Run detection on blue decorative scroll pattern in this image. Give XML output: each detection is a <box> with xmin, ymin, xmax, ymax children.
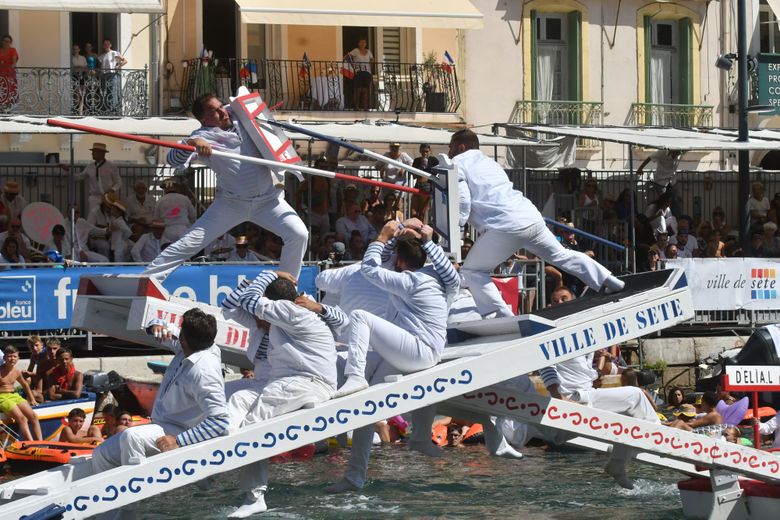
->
<box><xmin>65</xmin><ymin>369</ymin><xmax>473</xmax><ymax>514</ymax></box>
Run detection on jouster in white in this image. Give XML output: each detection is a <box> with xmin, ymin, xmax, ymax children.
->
<box><xmin>143</xmin><ymin>94</ymin><xmax>308</xmax><ymax>283</ymax></box>
<box><xmin>449</xmin><ymin>129</ymin><xmax>624</xmax><ymax>318</ymax></box>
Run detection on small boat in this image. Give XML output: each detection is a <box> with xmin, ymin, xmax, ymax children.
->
<box><xmin>678</xmin><ymin>475</ymin><xmax>780</xmax><ymax>519</ymax></box>
<box><xmin>5</xmin><ymin>440</ymin><xmax>97</xmax><ymax>466</ymax></box>
<box><xmin>147</xmin><ymin>361</ymin><xmax>169</xmax><ymax>374</ymax></box>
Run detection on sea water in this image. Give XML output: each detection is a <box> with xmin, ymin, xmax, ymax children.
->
<box><xmin>86</xmin><ymin>444</ymin><xmax>687</xmax><ymax>519</ymax></box>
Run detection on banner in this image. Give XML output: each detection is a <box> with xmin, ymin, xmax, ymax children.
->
<box><xmin>0</xmin><ymin>264</ymin><xmax>318</xmax><ymax>331</ymax></box>
<box><xmin>667</xmin><ymin>258</ymin><xmax>780</xmax><ymax>311</ymax></box>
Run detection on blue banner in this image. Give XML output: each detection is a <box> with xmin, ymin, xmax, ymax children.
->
<box><xmin>0</xmin><ymin>264</ymin><xmax>319</xmax><ymax>331</ymax></box>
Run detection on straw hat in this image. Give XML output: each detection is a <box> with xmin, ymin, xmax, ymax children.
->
<box><xmin>673</xmin><ymin>404</ymin><xmax>697</xmax><ymax>418</ymax></box>
<box><xmin>90</xmin><ymin>142</ymin><xmax>109</xmax><ymax>153</ymax></box>
<box><xmin>149</xmin><ymin>219</ymin><xmax>165</xmax><ymax>229</ymax></box>
<box><xmin>3</xmin><ymin>181</ymin><xmax>19</xmax><ymax>194</ymax></box>
<box><xmin>236</xmin><ymin>236</ymin><xmax>249</xmax><ymax>246</ymax></box>
<box><xmin>111</xmin><ymin>200</ymin><xmax>127</xmax><ymax>213</ymax></box>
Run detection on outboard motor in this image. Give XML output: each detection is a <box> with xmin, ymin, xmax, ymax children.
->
<box><xmin>83</xmin><ymin>370</ymin><xmax>125</xmax><ymax>394</ymax></box>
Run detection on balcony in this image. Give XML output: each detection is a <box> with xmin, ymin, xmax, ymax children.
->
<box><xmin>179</xmin><ymin>58</ymin><xmax>461</xmax><ymax>114</ymax></box>
<box><xmin>509</xmin><ymin>100</ymin><xmax>604</xmax><ymax>126</ymax></box>
<box><xmin>0</xmin><ymin>67</ymin><xmax>148</xmax><ymax>117</ymax></box>
<box><xmin>628</xmin><ymin>102</ymin><xmax>713</xmax><ymax>127</ymax></box>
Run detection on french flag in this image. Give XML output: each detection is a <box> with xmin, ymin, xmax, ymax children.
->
<box><xmin>441</xmin><ymin>50</ymin><xmax>455</xmax><ymax>73</ymax></box>
<box><xmin>340</xmin><ymin>53</ymin><xmax>355</xmax><ymax>79</ymax></box>
<box><xmin>298</xmin><ymin>52</ymin><xmax>310</xmax><ymax>79</ymax></box>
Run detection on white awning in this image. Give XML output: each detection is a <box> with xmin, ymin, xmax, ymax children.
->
<box><xmin>3</xmin><ymin>0</ymin><xmax>163</xmax><ymax>12</ymax></box>
<box><xmin>6</xmin><ymin>116</ymin><xmax>543</xmax><ymax>147</ymax></box>
<box><xmin>517</xmin><ymin>125</ymin><xmax>780</xmax><ymax>151</ymax></box>
<box><xmin>236</xmin><ymin>0</ymin><xmax>483</xmax><ymax>29</ymax></box>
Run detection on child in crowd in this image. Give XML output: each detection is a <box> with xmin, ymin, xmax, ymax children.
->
<box><xmin>59</xmin><ymin>408</ymin><xmax>103</xmax><ymax>444</ymax></box>
<box><xmin>0</xmin><ymin>345</ymin><xmax>41</xmax><ymax>441</ymax></box>
<box><xmin>99</xmin><ymin>404</ymin><xmax>118</xmax><ymax>438</ymax></box>
<box><xmin>31</xmin><ymin>338</ymin><xmax>61</xmax><ymax>402</ymax></box>
<box><xmin>23</xmin><ymin>334</ymin><xmax>46</xmax><ymax>378</ymax></box>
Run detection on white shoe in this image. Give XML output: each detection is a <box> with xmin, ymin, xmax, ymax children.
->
<box><xmin>228</xmin><ymin>494</ymin><xmax>267</xmax><ymax>518</ymax></box>
<box><xmin>494</xmin><ymin>444</ymin><xmax>524</xmax><ymax>459</ymax></box>
<box><xmin>603</xmin><ymin>276</ymin><xmax>626</xmax><ymax>294</ymax></box>
<box><xmin>334</xmin><ymin>375</ymin><xmax>369</xmax><ymax>398</ymax></box>
<box><xmin>323</xmin><ymin>478</ymin><xmax>361</xmax><ymax>494</ymax></box>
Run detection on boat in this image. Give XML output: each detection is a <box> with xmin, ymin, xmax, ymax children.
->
<box><xmin>5</xmin><ymin>441</ymin><xmax>97</xmax><ymax>467</ymax></box>
<box><xmin>679</xmin><ymin>466</ymin><xmax>780</xmax><ymax>520</ymax></box>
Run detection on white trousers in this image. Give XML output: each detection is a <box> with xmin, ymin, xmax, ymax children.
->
<box><xmin>91</xmin><ymin>424</ymin><xmax>178</xmax><ymax>474</ymax></box>
<box><xmin>581</xmin><ymin>386</ymin><xmax>660</xmax><ymax>424</ymax></box>
<box><xmin>228</xmin><ymin>375</ymin><xmax>333</xmax><ymax>497</ymax></box>
<box><xmin>344</xmin><ymin>310</ymin><xmax>440</xmax><ymax>378</ymax></box>
<box><xmin>342</xmin><ymin>360</ymin><xmax>399</xmax><ymax>488</ymax></box>
<box><xmin>462</xmin><ymin>221</ymin><xmax>613</xmax><ymax>317</ymax></box>
<box><xmin>143</xmin><ymin>193</ymin><xmax>308</xmax><ymax>282</ymax></box>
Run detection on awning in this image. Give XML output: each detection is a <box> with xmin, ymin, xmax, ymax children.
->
<box><xmin>515</xmin><ymin>125</ymin><xmax>780</xmax><ymax>152</ymax></box>
<box><xmin>3</xmin><ymin>0</ymin><xmax>164</xmax><ymax>12</ymax></box>
<box><xmin>236</xmin><ymin>0</ymin><xmax>484</xmax><ymax>29</ymax></box>
<box><xmin>6</xmin><ymin>116</ymin><xmax>543</xmax><ymax>147</ymax></box>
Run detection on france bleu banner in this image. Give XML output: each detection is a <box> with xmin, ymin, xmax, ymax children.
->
<box><xmin>0</xmin><ymin>264</ymin><xmax>319</xmax><ymax>331</ymax></box>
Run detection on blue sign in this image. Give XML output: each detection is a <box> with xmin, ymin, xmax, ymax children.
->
<box><xmin>0</xmin><ymin>264</ymin><xmax>319</xmax><ymax>331</ymax></box>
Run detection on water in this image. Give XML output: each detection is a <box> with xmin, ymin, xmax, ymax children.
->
<box><xmin>74</xmin><ymin>444</ymin><xmax>687</xmax><ymax>519</ymax></box>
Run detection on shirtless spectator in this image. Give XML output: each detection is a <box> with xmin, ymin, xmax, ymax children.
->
<box><xmin>666</xmin><ymin>391</ymin><xmax>723</xmax><ymax>433</ymax></box>
<box><xmin>59</xmin><ymin>407</ymin><xmax>103</xmax><ymax>444</ymax></box>
<box><xmin>0</xmin><ymin>346</ymin><xmax>41</xmax><ymax>441</ymax></box>
<box><xmin>45</xmin><ymin>348</ymin><xmax>84</xmax><ymax>401</ymax></box>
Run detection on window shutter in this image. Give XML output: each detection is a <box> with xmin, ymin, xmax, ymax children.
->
<box><xmin>567</xmin><ymin>10</ymin><xmax>582</xmax><ymax>103</ymax></box>
<box><xmin>531</xmin><ymin>10</ymin><xmax>538</xmax><ymax>101</ymax></box>
<box><xmin>678</xmin><ymin>17</ymin><xmax>693</xmax><ymax>105</ymax></box>
<box><xmin>644</xmin><ymin>16</ymin><xmax>653</xmax><ymax>105</ymax></box>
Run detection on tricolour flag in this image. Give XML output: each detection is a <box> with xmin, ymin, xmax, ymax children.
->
<box><xmin>340</xmin><ymin>53</ymin><xmax>355</xmax><ymax>80</ymax></box>
<box><xmin>441</xmin><ymin>50</ymin><xmax>455</xmax><ymax>73</ymax></box>
<box><xmin>298</xmin><ymin>52</ymin><xmax>310</xmax><ymax>79</ymax></box>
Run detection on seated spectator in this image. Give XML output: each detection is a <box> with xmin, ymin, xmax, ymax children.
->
<box><xmin>205</xmin><ymin>232</ymin><xmax>236</xmax><ymax>262</ymax></box>
<box><xmin>722</xmin><ymin>426</ymin><xmax>750</xmax><ymax>446</ymax></box>
<box><xmin>317</xmin><ymin>233</ymin><xmax>337</xmax><ymax>262</ymax></box>
<box><xmin>649</xmin><ymin>232</ymin><xmax>670</xmax><ymax>260</ymax></box>
<box><xmin>228</xmin><ymin>236</ymin><xmax>261</xmax><ymax>262</ymax></box>
<box><xmin>461</xmin><ymin>237</ymin><xmax>474</xmax><ymax>259</ymax></box>
<box><xmin>0</xmin><ymin>345</ymin><xmax>41</xmax><ymax>441</ymax></box>
<box><xmin>338</xmin><ymin>184</ymin><xmax>360</xmax><ymax>217</ymax></box>
<box><xmin>711</xmin><ymin>206</ymin><xmax>731</xmax><ymax>237</ymax></box>
<box><xmin>257</xmin><ymin>233</ymin><xmax>283</xmax><ymax>262</ymax></box>
<box><xmin>131</xmin><ymin>219</ymin><xmax>165</xmax><ymax>263</ymax></box>
<box><xmin>749</xmin><ymin>231</ymin><xmax>764</xmax><ymax>257</ymax></box>
<box><xmin>59</xmin><ymin>407</ymin><xmax>103</xmax><ymax>444</ymax></box>
<box><xmin>670</xmin><ymin>217</ymin><xmax>696</xmax><ymax>258</ymax></box>
<box><xmin>44</xmin><ymin>224</ymin><xmax>72</xmax><ymax>260</ymax></box>
<box><xmin>666</xmin><ymin>391</ymin><xmax>723</xmax><ymax>433</ymax></box>
<box><xmin>336</xmin><ymin>202</ymin><xmax>376</xmax><ymax>243</ymax></box>
<box><xmin>126</xmin><ymin>181</ymin><xmax>156</xmax><ymax>238</ymax></box>
<box><xmin>154</xmin><ymin>179</ymin><xmax>196</xmax><ymax>243</ymax></box>
<box><xmin>0</xmin><ymin>217</ymin><xmax>32</xmax><ymax>258</ymax></box>
<box><xmin>86</xmin><ymin>194</ymin><xmax>114</xmax><ymax>258</ymax></box>
<box><xmin>45</xmin><ymin>348</ymin><xmax>84</xmax><ymax>401</ymax></box>
<box><xmin>0</xmin><ymin>236</ymin><xmax>26</xmax><ymax>267</ymax></box>
<box><xmin>578</xmin><ymin>178</ymin><xmax>600</xmax><ymax>208</ymax></box>
<box><xmin>703</xmin><ymin>231</ymin><xmax>726</xmax><ymax>258</ymax></box>
<box><xmin>99</xmin><ymin>404</ymin><xmax>119</xmax><ymax>438</ymax></box>
<box><xmin>760</xmin><ymin>221</ymin><xmax>780</xmax><ymax>258</ymax></box>
<box><xmin>382</xmin><ymin>193</ymin><xmax>403</xmax><ymax>221</ymax></box>
<box><xmin>645</xmin><ymin>248</ymin><xmax>660</xmax><ymax>272</ymax></box>
<box><xmin>1</xmin><ymin>181</ymin><xmax>27</xmax><ymax>219</ymax></box>
<box><xmin>366</xmin><ymin>203</ymin><xmax>387</xmax><ymax>236</ymax></box>
<box><xmin>665</xmin><ymin>403</ymin><xmax>697</xmax><ymax>428</ymax></box>
<box><xmin>665</xmin><ymin>244</ymin><xmax>678</xmax><ymax>260</ymax></box>
<box><xmin>360</xmin><ymin>185</ymin><xmax>382</xmax><ymax>214</ymax></box>
<box><xmin>23</xmin><ymin>335</ymin><xmax>46</xmax><ymax>379</ymax></box>
<box><xmin>31</xmin><ymin>338</ymin><xmax>61</xmax><ymax>402</ymax></box>
<box><xmin>613</xmin><ymin>189</ymin><xmax>633</xmax><ymax>222</ymax></box>
<box><xmin>345</xmin><ymin>230</ymin><xmax>365</xmax><ymax>261</ymax></box>
<box><xmin>748</xmin><ymin>181</ymin><xmax>770</xmax><ymax>225</ymax></box>
<box><xmin>666</xmin><ymin>386</ymin><xmax>685</xmax><ymax>411</ymax></box>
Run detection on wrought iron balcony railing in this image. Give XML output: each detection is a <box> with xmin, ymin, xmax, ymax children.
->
<box><xmin>0</xmin><ymin>66</ymin><xmax>148</xmax><ymax>117</ymax></box>
<box><xmin>180</xmin><ymin>58</ymin><xmax>461</xmax><ymax>113</ymax></box>
<box><xmin>509</xmin><ymin>100</ymin><xmax>604</xmax><ymax>126</ymax></box>
<box><xmin>628</xmin><ymin>102</ymin><xmax>713</xmax><ymax>127</ymax></box>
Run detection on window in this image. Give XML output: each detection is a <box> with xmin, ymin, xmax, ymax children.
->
<box><xmin>760</xmin><ymin>4</ymin><xmax>780</xmax><ymax>54</ymax></box>
<box><xmin>0</xmin><ymin>11</ymin><xmax>7</xmax><ymax>38</ymax></box>
<box><xmin>644</xmin><ymin>16</ymin><xmax>693</xmax><ymax>112</ymax></box>
<box><xmin>654</xmin><ymin>22</ymin><xmax>675</xmax><ymax>47</ymax></box>
<box><xmin>71</xmin><ymin>13</ymin><xmax>119</xmax><ymax>53</ymax></box>
<box><xmin>537</xmin><ymin>15</ymin><xmax>564</xmax><ymax>42</ymax></box>
<box><xmin>534</xmin><ymin>13</ymin><xmax>569</xmax><ymax>102</ymax></box>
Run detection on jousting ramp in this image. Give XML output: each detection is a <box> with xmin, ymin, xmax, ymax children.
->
<box><xmin>0</xmin><ymin>268</ymin><xmax>733</xmax><ymax>520</ymax></box>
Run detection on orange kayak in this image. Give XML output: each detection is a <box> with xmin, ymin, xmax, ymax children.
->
<box><xmin>5</xmin><ymin>440</ymin><xmax>97</xmax><ymax>465</ymax></box>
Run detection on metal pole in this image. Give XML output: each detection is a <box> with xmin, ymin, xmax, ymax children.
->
<box><xmin>307</xmin><ymin>139</ymin><xmax>313</xmax><ymax>262</ymax></box>
<box><xmin>737</xmin><ymin>0</ymin><xmax>750</xmax><ymax>250</ymax></box>
<box><xmin>629</xmin><ymin>146</ymin><xmax>636</xmax><ymax>273</ymax></box>
<box><xmin>69</xmin><ymin>134</ymin><xmax>76</xmax><ymax>261</ymax></box>
<box><xmin>522</xmin><ymin>146</ymin><xmax>527</xmax><ymax>195</ymax></box>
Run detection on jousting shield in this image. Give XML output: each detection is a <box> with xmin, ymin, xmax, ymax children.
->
<box><xmin>229</xmin><ymin>87</ymin><xmax>303</xmax><ymax>184</ymax></box>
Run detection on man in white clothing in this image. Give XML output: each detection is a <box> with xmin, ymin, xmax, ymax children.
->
<box><xmin>449</xmin><ymin>129</ymin><xmax>623</xmax><ymax>318</ymax></box>
<box><xmin>221</xmin><ymin>271</ymin><xmax>338</xmax><ymax>518</ymax></box>
<box><xmin>153</xmin><ymin>180</ymin><xmax>196</xmax><ymax>244</ymax></box>
<box><xmin>91</xmin><ymin>308</ymin><xmax>229</xmax><ymax>473</ymax></box>
<box><xmin>335</xmin><ymin>202</ymin><xmax>376</xmax><ymax>243</ymax></box>
<box><xmin>131</xmin><ymin>219</ymin><xmax>166</xmax><ymax>263</ymax></box>
<box><xmin>73</xmin><ymin>143</ymin><xmax>122</xmax><ymax>212</ymax></box>
<box><xmin>227</xmin><ymin>236</ymin><xmax>261</xmax><ymax>262</ymax></box>
<box><xmin>539</xmin><ymin>286</ymin><xmax>659</xmax><ymax>489</ymax></box>
<box><xmin>1</xmin><ymin>181</ymin><xmax>27</xmax><ymax>219</ymax></box>
<box><xmin>756</xmin><ymin>410</ymin><xmax>780</xmax><ymax>448</ymax></box>
<box><xmin>206</xmin><ymin>232</ymin><xmax>237</xmax><ymax>261</ymax></box>
<box><xmin>85</xmin><ymin>195</ymin><xmax>114</xmax><ymax>258</ymax></box>
<box><xmin>325</xmin><ymin>218</ymin><xmax>460</xmax><ymax>494</ymax></box>
<box><xmin>126</xmin><ymin>181</ymin><xmax>156</xmax><ymax>235</ymax></box>
<box><xmin>143</xmin><ymin>93</ymin><xmax>308</xmax><ymax>282</ymax></box>
<box><xmin>637</xmin><ymin>149</ymin><xmax>683</xmax><ymax>217</ymax></box>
